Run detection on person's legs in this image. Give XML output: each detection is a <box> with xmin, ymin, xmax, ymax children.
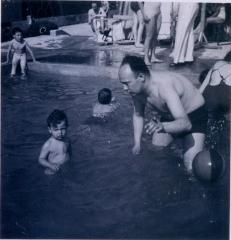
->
<box><xmin>11</xmin><ymin>54</ymin><xmax>20</xmax><ymax>76</ymax></box>
<box><xmin>183</xmin><ymin>133</ymin><xmax>205</xmax><ymax>173</ymax></box>
<box><xmin>20</xmin><ymin>54</ymin><xmax>27</xmax><ymax>76</ymax></box>
<box><xmin>144</xmin><ymin>17</ymin><xmax>155</xmax><ymax>65</ymax></box>
<box><xmin>132</xmin><ymin>12</ymin><xmax>138</xmax><ymax>43</ymax></box>
<box><xmin>172</xmin><ymin>3</ymin><xmax>198</xmax><ymax>64</ymax></box>
<box><xmin>136</xmin><ymin>10</ymin><xmax>144</xmax><ymax>47</ymax></box>
<box><xmin>184</xmin><ymin>6</ymin><xmax>199</xmax><ymax>62</ymax></box>
<box><xmin>150</xmin><ymin>13</ymin><xmax>163</xmax><ymax>63</ymax></box>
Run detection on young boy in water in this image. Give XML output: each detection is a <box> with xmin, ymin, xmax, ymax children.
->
<box><xmin>4</xmin><ymin>27</ymin><xmax>37</xmax><ymax>79</ymax></box>
<box><xmin>93</xmin><ymin>88</ymin><xmax>118</xmax><ymax>118</ymax></box>
<box><xmin>39</xmin><ymin>109</ymin><xmax>71</xmax><ymax>175</ymax></box>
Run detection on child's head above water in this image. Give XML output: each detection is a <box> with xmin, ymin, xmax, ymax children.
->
<box><xmin>47</xmin><ymin>109</ymin><xmax>68</xmax><ymax>140</ymax></box>
<box><xmin>98</xmin><ymin>88</ymin><xmax>112</xmax><ymax>105</ymax></box>
<box><xmin>12</xmin><ymin>27</ymin><xmax>23</xmax><ymax>42</ymax></box>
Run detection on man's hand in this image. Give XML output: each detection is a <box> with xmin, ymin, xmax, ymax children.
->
<box><xmin>145</xmin><ymin>117</ymin><xmax>164</xmax><ymax>135</ymax></box>
<box><xmin>132</xmin><ymin>144</ymin><xmax>141</xmax><ymax>155</ymax></box>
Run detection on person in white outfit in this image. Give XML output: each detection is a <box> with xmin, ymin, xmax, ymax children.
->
<box><xmin>5</xmin><ymin>27</ymin><xmax>37</xmax><ymax>79</ymax></box>
<box><xmin>170</xmin><ymin>3</ymin><xmax>199</xmax><ymax>66</ymax></box>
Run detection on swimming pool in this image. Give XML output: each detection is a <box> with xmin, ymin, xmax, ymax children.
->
<box><xmin>1</xmin><ymin>48</ymin><xmax>230</xmax><ymax>238</ymax></box>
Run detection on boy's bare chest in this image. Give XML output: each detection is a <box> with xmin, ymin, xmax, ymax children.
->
<box><xmin>51</xmin><ymin>141</ymin><xmax>69</xmax><ymax>154</ymax></box>
<box><xmin>13</xmin><ymin>41</ymin><xmax>26</xmax><ymax>50</ymax></box>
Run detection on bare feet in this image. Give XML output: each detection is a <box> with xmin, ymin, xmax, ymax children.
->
<box><xmin>151</xmin><ymin>56</ymin><xmax>163</xmax><ymax>63</ymax></box>
<box><xmin>135</xmin><ymin>43</ymin><xmax>144</xmax><ymax>48</ymax></box>
<box><xmin>21</xmin><ymin>74</ymin><xmax>27</xmax><ymax>80</ymax></box>
<box><xmin>44</xmin><ymin>168</ymin><xmax>56</xmax><ymax>175</ymax></box>
<box><xmin>10</xmin><ymin>74</ymin><xmax>16</xmax><ymax>79</ymax></box>
<box><xmin>144</xmin><ymin>57</ymin><xmax>151</xmax><ymax>66</ymax></box>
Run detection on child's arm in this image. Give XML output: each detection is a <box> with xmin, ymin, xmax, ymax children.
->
<box><xmin>26</xmin><ymin>42</ymin><xmax>37</xmax><ymax>62</ymax></box>
<box><xmin>5</xmin><ymin>42</ymin><xmax>12</xmax><ymax>64</ymax></box>
<box><xmin>38</xmin><ymin>141</ymin><xmax>59</xmax><ymax>171</ymax></box>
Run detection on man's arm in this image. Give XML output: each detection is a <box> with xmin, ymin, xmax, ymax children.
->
<box><xmin>132</xmin><ymin>96</ymin><xmax>145</xmax><ymax>154</ymax></box>
<box><xmin>161</xmin><ymin>86</ymin><xmax>192</xmax><ymax>134</ymax></box>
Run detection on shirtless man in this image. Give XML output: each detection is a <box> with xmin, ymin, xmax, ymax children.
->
<box><xmin>39</xmin><ymin>109</ymin><xmax>71</xmax><ymax>175</ymax></box>
<box><xmin>119</xmin><ymin>55</ymin><xmax>207</xmax><ymax>173</ymax></box>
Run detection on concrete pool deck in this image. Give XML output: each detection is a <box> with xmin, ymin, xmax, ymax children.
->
<box><xmin>1</xmin><ymin>22</ymin><xmax>230</xmax><ymax>60</ymax></box>
<box><xmin>1</xmin><ymin>22</ymin><xmax>231</xmax><ymax>88</ymax></box>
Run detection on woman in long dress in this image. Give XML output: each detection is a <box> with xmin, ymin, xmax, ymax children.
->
<box><xmin>170</xmin><ymin>3</ymin><xmax>199</xmax><ymax>66</ymax></box>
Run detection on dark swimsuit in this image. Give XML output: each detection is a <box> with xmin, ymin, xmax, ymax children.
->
<box><xmin>203</xmin><ymin>63</ymin><xmax>231</xmax><ymax>118</ymax></box>
<box><xmin>158</xmin><ymin>105</ymin><xmax>208</xmax><ymax>135</ymax></box>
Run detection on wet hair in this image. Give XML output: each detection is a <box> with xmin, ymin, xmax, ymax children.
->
<box><xmin>224</xmin><ymin>51</ymin><xmax>231</xmax><ymax>62</ymax></box>
<box><xmin>199</xmin><ymin>68</ymin><xmax>210</xmax><ymax>84</ymax></box>
<box><xmin>12</xmin><ymin>27</ymin><xmax>23</xmax><ymax>36</ymax></box>
<box><xmin>120</xmin><ymin>55</ymin><xmax>150</xmax><ymax>77</ymax></box>
<box><xmin>98</xmin><ymin>88</ymin><xmax>112</xmax><ymax>104</ymax></box>
<box><xmin>47</xmin><ymin>109</ymin><xmax>68</xmax><ymax>128</ymax></box>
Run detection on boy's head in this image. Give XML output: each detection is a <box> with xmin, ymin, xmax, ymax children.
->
<box><xmin>199</xmin><ymin>68</ymin><xmax>210</xmax><ymax>84</ymax></box>
<box><xmin>12</xmin><ymin>27</ymin><xmax>23</xmax><ymax>42</ymax></box>
<box><xmin>47</xmin><ymin>110</ymin><xmax>68</xmax><ymax>140</ymax></box>
<box><xmin>98</xmin><ymin>88</ymin><xmax>112</xmax><ymax>104</ymax></box>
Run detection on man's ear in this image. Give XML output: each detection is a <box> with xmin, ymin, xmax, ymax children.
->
<box><xmin>137</xmin><ymin>72</ymin><xmax>145</xmax><ymax>82</ymax></box>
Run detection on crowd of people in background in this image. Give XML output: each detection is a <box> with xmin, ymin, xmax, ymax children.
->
<box><xmin>88</xmin><ymin>2</ymin><xmax>231</xmax><ymax>66</ymax></box>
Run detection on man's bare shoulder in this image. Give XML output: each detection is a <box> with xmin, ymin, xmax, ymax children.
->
<box><xmin>151</xmin><ymin>70</ymin><xmax>181</xmax><ymax>84</ymax></box>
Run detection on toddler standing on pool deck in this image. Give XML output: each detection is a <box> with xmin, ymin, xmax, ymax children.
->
<box><xmin>4</xmin><ymin>27</ymin><xmax>37</xmax><ymax>79</ymax></box>
<box><xmin>39</xmin><ymin>110</ymin><xmax>71</xmax><ymax>175</ymax></box>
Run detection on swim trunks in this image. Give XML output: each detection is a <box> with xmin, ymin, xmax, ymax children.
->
<box><xmin>130</xmin><ymin>2</ymin><xmax>140</xmax><ymax>13</ymax></box>
<box><xmin>187</xmin><ymin>105</ymin><xmax>208</xmax><ymax>134</ymax></box>
<box><xmin>160</xmin><ymin>105</ymin><xmax>208</xmax><ymax>135</ymax></box>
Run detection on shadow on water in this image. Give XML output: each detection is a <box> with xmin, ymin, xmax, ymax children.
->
<box><xmin>1</xmin><ymin>57</ymin><xmax>230</xmax><ymax>238</ymax></box>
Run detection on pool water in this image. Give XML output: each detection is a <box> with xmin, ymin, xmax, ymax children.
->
<box><xmin>1</xmin><ymin>55</ymin><xmax>230</xmax><ymax>238</ymax></box>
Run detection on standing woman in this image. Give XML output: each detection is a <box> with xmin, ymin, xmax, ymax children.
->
<box><xmin>199</xmin><ymin>51</ymin><xmax>231</xmax><ymax>148</ymax></box>
<box><xmin>170</xmin><ymin>3</ymin><xmax>199</xmax><ymax>66</ymax></box>
<box><xmin>130</xmin><ymin>2</ymin><xmax>144</xmax><ymax>48</ymax></box>
<box><xmin>200</xmin><ymin>51</ymin><xmax>231</xmax><ymax>116</ymax></box>
<box><xmin>140</xmin><ymin>2</ymin><xmax>162</xmax><ymax>65</ymax></box>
